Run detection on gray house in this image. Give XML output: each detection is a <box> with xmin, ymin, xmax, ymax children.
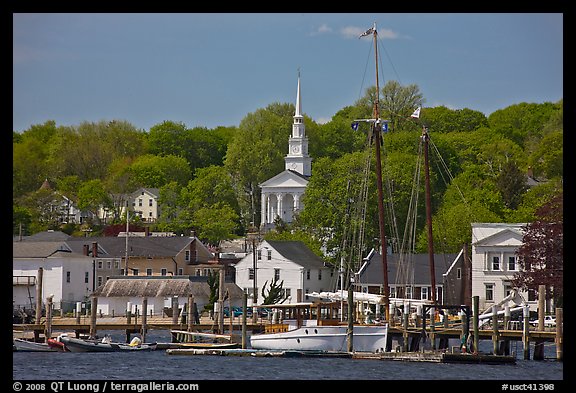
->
<box><xmin>356</xmin><ymin>248</ymin><xmax>467</xmax><ymax>306</ymax></box>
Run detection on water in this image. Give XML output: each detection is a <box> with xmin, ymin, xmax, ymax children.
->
<box><xmin>13</xmin><ymin>330</ymin><xmax>564</xmax><ymax>385</ymax></box>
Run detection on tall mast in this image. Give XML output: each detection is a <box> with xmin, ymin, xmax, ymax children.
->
<box><xmin>370</xmin><ymin>22</ymin><xmax>390</xmax><ymax>321</ymax></box>
<box><xmin>422</xmin><ymin>126</ymin><xmax>437</xmax><ymax>303</ymax></box>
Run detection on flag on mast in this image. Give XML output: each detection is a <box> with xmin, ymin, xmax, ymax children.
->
<box><xmin>411</xmin><ymin>107</ymin><xmax>421</xmax><ymax>119</ymax></box>
<box><xmin>359</xmin><ymin>27</ymin><xmax>375</xmax><ymax>38</ymax></box>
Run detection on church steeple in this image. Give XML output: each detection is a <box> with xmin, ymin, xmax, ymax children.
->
<box><xmin>285</xmin><ymin>70</ymin><xmax>312</xmax><ymax>176</ymax></box>
<box><xmin>294</xmin><ymin>69</ymin><xmax>302</xmax><ymax>119</ymax></box>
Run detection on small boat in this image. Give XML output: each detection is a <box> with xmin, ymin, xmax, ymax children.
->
<box><xmin>59</xmin><ymin>335</ymin><xmax>157</xmax><ymax>352</ymax></box>
<box><xmin>167</xmin><ymin>329</ymin><xmax>240</xmax><ymax>349</ymax></box>
<box><xmin>13</xmin><ymin>338</ymin><xmax>59</xmax><ymax>352</ymax></box>
<box><xmin>158</xmin><ymin>342</ymin><xmax>241</xmax><ymax>350</ymax></box>
<box><xmin>249</xmin><ymin>302</ymin><xmax>388</xmax><ymax>353</ymax></box>
<box><xmin>47</xmin><ymin>337</ymin><xmax>69</xmax><ymax>352</ymax></box>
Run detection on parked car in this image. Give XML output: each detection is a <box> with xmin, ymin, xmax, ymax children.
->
<box><xmin>223</xmin><ymin>306</ymin><xmax>243</xmax><ymax>317</ymax></box>
<box><xmin>529</xmin><ymin>315</ymin><xmax>556</xmax><ymax>328</ymax></box>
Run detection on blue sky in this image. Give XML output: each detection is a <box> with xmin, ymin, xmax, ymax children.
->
<box><xmin>13</xmin><ymin>13</ymin><xmax>563</xmax><ymax>132</ymax></box>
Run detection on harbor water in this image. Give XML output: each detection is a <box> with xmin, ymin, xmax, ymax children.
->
<box><xmin>13</xmin><ymin>330</ymin><xmax>564</xmax><ymax>385</ymax></box>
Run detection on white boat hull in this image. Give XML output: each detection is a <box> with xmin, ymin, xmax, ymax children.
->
<box><xmin>250</xmin><ymin>325</ymin><xmax>388</xmax><ymax>353</ymax></box>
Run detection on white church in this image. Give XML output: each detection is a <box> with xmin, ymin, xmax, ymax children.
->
<box><xmin>259</xmin><ymin>73</ymin><xmax>312</xmax><ymax>232</ymax></box>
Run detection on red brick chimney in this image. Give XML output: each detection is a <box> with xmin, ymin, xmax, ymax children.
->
<box><xmin>92</xmin><ymin>242</ymin><xmax>98</xmax><ymax>258</ymax></box>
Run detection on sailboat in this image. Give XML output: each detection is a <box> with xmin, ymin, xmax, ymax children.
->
<box><xmin>250</xmin><ymin>23</ymin><xmax>390</xmax><ymax>354</ymax></box>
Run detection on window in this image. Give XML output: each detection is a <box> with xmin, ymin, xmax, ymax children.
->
<box><xmin>421</xmin><ymin>286</ymin><xmax>428</xmax><ymax>300</ymax></box>
<box><xmin>267</xmin><ymin>250</ymin><xmax>272</xmax><ymax>260</ymax></box>
<box><xmin>249</xmin><ymin>268</ymin><xmax>255</xmax><ymax>280</ymax></box>
<box><xmin>98</xmin><ymin>261</ymin><xmax>103</xmax><ymax>269</ymax></box>
<box><xmin>406</xmin><ymin>286</ymin><xmax>412</xmax><ymax>299</ymax></box>
<box><xmin>149</xmin><ymin>199</ymin><xmax>153</xmax><ymax>207</ymax></box>
<box><xmin>178</xmin><ymin>268</ymin><xmax>183</xmax><ymax>275</ymax></box>
<box><xmin>107</xmin><ymin>261</ymin><xmax>111</xmax><ymax>269</ymax></box>
<box><xmin>274</xmin><ymin>269</ymin><xmax>280</xmax><ymax>281</ymax></box>
<box><xmin>132</xmin><ymin>268</ymin><xmax>139</xmax><ymax>276</ymax></box>
<box><xmin>84</xmin><ymin>272</ymin><xmax>89</xmax><ymax>284</ymax></box>
<box><xmin>508</xmin><ymin>256</ymin><xmax>517</xmax><ymax>271</ymax></box>
<box><xmin>97</xmin><ymin>276</ymin><xmax>103</xmax><ymax>287</ymax></box>
<box><xmin>306</xmin><ymin>269</ymin><xmax>311</xmax><ymax>280</ymax></box>
<box><xmin>161</xmin><ymin>268</ymin><xmax>167</xmax><ymax>276</ymax></box>
<box><xmin>485</xmin><ymin>283</ymin><xmax>494</xmax><ymax>301</ymax></box>
<box><xmin>390</xmin><ymin>287</ymin><xmax>396</xmax><ymax>298</ymax></box>
<box><xmin>456</xmin><ymin>268</ymin><xmax>462</xmax><ymax>279</ymax></box>
<box><xmin>146</xmin><ymin>268</ymin><xmax>152</xmax><ymax>276</ymax></box>
<box><xmin>492</xmin><ymin>256</ymin><xmax>500</xmax><ymax>271</ymax></box>
<box><xmin>66</xmin><ymin>271</ymin><xmax>71</xmax><ymax>283</ymax></box>
<box><xmin>138</xmin><ymin>199</ymin><xmax>143</xmax><ymax>207</ymax></box>
<box><xmin>185</xmin><ymin>250</ymin><xmax>190</xmax><ymax>261</ymax></box>
<box><xmin>257</xmin><ymin>250</ymin><xmax>262</xmax><ymax>260</ymax></box>
<box><xmin>114</xmin><ymin>261</ymin><xmax>119</xmax><ymax>269</ymax></box>
<box><xmin>318</xmin><ymin>269</ymin><xmax>322</xmax><ymax>280</ymax></box>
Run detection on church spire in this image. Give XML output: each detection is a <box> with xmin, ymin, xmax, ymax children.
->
<box><xmin>295</xmin><ymin>68</ymin><xmax>302</xmax><ymax>119</ymax></box>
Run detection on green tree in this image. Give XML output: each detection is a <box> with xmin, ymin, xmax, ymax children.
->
<box><xmin>496</xmin><ymin>161</ymin><xmax>528</xmax><ymax>210</ymax></box>
<box><xmin>260</xmin><ymin>278</ymin><xmax>289</xmax><ymax>305</ymax></box>
<box><xmin>192</xmin><ymin>203</ymin><xmax>239</xmax><ymax>244</ymax></box>
<box><xmin>128</xmin><ymin>154</ymin><xmax>192</xmax><ymax>188</ymax></box>
<box><xmin>513</xmin><ymin>192</ymin><xmax>563</xmax><ymax>307</ymax></box>
<box><xmin>77</xmin><ymin>179</ymin><xmax>112</xmax><ymax>225</ymax></box>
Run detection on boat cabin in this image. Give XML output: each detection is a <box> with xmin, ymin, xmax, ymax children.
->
<box><xmin>262</xmin><ymin>302</ymin><xmax>342</xmax><ymax>333</ymax></box>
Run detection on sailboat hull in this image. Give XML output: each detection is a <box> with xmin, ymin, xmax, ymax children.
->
<box><xmin>250</xmin><ymin>324</ymin><xmax>388</xmax><ymax>353</ymax></box>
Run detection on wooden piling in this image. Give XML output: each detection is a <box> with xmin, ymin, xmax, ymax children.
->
<box><xmin>35</xmin><ymin>267</ymin><xmax>43</xmax><ymax>325</ymax></box>
<box><xmin>555</xmin><ymin>307</ymin><xmax>563</xmax><ymax>361</ymax></box>
<box><xmin>141</xmin><ymin>297</ymin><xmax>148</xmax><ymax>342</ymax></box>
<box><xmin>45</xmin><ymin>295</ymin><xmax>53</xmax><ymax>342</ymax></box>
<box><xmin>402</xmin><ymin>303</ymin><xmax>409</xmax><ymax>352</ymax></box>
<box><xmin>492</xmin><ymin>305</ymin><xmax>499</xmax><ymax>355</ymax></box>
<box><xmin>172</xmin><ymin>296</ymin><xmax>179</xmax><ymax>325</ymax></box>
<box><xmin>187</xmin><ymin>295</ymin><xmax>194</xmax><ymax>332</ymax></box>
<box><xmin>472</xmin><ymin>296</ymin><xmax>479</xmax><ymax>354</ymax></box>
<box><xmin>90</xmin><ymin>296</ymin><xmax>97</xmax><ymax>338</ymax></box>
<box><xmin>523</xmin><ymin>305</ymin><xmax>530</xmax><ymax>360</ymax></box>
<box><xmin>241</xmin><ymin>290</ymin><xmax>247</xmax><ymax>349</ymax></box>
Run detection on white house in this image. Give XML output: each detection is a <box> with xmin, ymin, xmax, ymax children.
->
<box><xmin>13</xmin><ymin>241</ymin><xmax>95</xmax><ymax>313</ymax></box>
<box><xmin>471</xmin><ymin>223</ymin><xmax>538</xmax><ymax>313</ymax></box>
<box><xmin>259</xmin><ymin>73</ymin><xmax>312</xmax><ymax>231</ymax></box>
<box><xmin>234</xmin><ymin>240</ymin><xmax>334</xmax><ymax>305</ymax></box>
<box><xmin>130</xmin><ymin>187</ymin><xmax>160</xmax><ymax>223</ymax></box>
<box><xmin>92</xmin><ymin>276</ymin><xmax>244</xmax><ymax>317</ymax></box>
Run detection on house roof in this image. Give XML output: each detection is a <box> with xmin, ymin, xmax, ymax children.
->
<box><xmin>16</xmin><ymin>230</ymin><xmax>72</xmax><ymax>242</ymax></box>
<box><xmin>92</xmin><ymin>276</ymin><xmax>244</xmax><ymax>299</ymax></box>
<box><xmin>265</xmin><ymin>240</ymin><xmax>327</xmax><ymax>270</ymax></box>
<box><xmin>13</xmin><ymin>241</ymin><xmax>74</xmax><ymax>258</ymax></box>
<box><xmin>358</xmin><ymin>250</ymin><xmax>460</xmax><ymax>286</ymax></box>
<box><xmin>65</xmin><ymin>236</ymin><xmax>211</xmax><ymax>259</ymax></box>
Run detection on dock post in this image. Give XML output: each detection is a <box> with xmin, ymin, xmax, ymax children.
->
<box><xmin>523</xmin><ymin>305</ymin><xmax>530</xmax><ymax>360</ymax></box>
<box><xmin>35</xmin><ymin>267</ymin><xmax>43</xmax><ymax>325</ymax></box>
<box><xmin>347</xmin><ymin>284</ymin><xmax>354</xmax><ymax>352</ymax></box>
<box><xmin>555</xmin><ymin>307</ymin><xmax>563</xmax><ymax>361</ymax></box>
<box><xmin>141</xmin><ymin>297</ymin><xmax>148</xmax><ymax>343</ymax></box>
<box><xmin>90</xmin><ymin>295</ymin><xmax>97</xmax><ymax>339</ymax></box>
<box><xmin>429</xmin><ymin>308</ymin><xmax>435</xmax><ymax>350</ymax></box>
<box><xmin>172</xmin><ymin>296</ymin><xmax>179</xmax><ymax>325</ymax></box>
<box><xmin>460</xmin><ymin>310</ymin><xmax>468</xmax><ymax>353</ymax></box>
<box><xmin>402</xmin><ymin>302</ymin><xmax>409</xmax><ymax>352</ymax></box>
<box><xmin>492</xmin><ymin>305</ymin><xmax>499</xmax><ymax>355</ymax></box>
<box><xmin>76</xmin><ymin>301</ymin><xmax>82</xmax><ymax>324</ymax></box>
<box><xmin>45</xmin><ymin>295</ymin><xmax>53</xmax><ymax>343</ymax></box>
<box><xmin>472</xmin><ymin>296</ymin><xmax>479</xmax><ymax>354</ymax></box>
<box><xmin>187</xmin><ymin>295</ymin><xmax>194</xmax><ymax>332</ymax></box>
<box><xmin>241</xmin><ymin>290</ymin><xmax>247</xmax><ymax>349</ymax></box>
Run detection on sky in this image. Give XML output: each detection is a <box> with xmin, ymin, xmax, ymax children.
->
<box><xmin>13</xmin><ymin>13</ymin><xmax>563</xmax><ymax>133</ymax></box>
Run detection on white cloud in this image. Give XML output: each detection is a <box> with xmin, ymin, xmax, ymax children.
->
<box><xmin>310</xmin><ymin>23</ymin><xmax>333</xmax><ymax>36</ymax></box>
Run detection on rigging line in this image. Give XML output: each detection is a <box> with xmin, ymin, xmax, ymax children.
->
<box><xmin>395</xmin><ymin>140</ymin><xmax>423</xmax><ymax>289</ymax></box>
<box><xmin>357</xmin><ymin>39</ymin><xmax>374</xmax><ymax>103</ymax></box>
<box><xmin>377</xmin><ymin>33</ymin><xmax>402</xmax><ymax>86</ymax></box>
